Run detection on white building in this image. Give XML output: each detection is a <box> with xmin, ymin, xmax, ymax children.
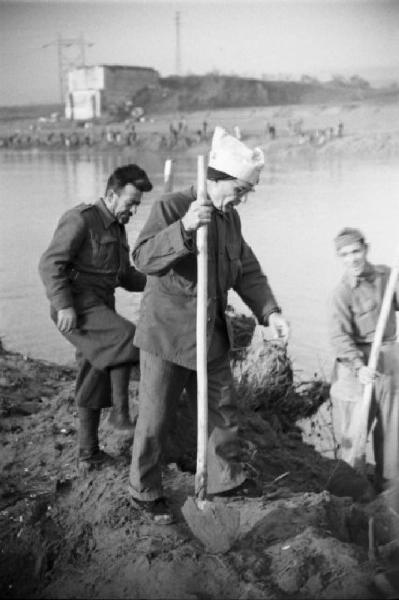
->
<box><xmin>65</xmin><ymin>64</ymin><xmax>159</xmax><ymax>120</ymax></box>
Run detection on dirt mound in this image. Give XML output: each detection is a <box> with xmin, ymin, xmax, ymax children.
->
<box><xmin>1</xmin><ymin>333</ymin><xmax>398</xmax><ymax>599</ymax></box>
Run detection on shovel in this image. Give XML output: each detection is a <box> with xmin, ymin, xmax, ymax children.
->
<box><xmin>181</xmin><ymin>155</ymin><xmax>240</xmax><ymax>554</ymax></box>
<box><xmin>348</xmin><ymin>247</ymin><xmax>399</xmax><ymax>472</ymax></box>
<box><xmin>327</xmin><ymin>248</ymin><xmax>399</xmax><ymax>500</ymax></box>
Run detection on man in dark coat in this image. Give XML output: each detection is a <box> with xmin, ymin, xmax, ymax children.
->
<box><xmin>128</xmin><ymin>127</ymin><xmax>290</xmax><ymax>524</ymax></box>
<box><xmin>39</xmin><ymin>164</ymin><xmax>152</xmax><ymax>469</ymax></box>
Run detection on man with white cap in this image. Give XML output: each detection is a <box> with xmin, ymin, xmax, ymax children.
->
<box><xmin>128</xmin><ymin>126</ymin><xmax>289</xmax><ymax>524</ymax></box>
<box><xmin>329</xmin><ymin>227</ymin><xmax>399</xmax><ymax>494</ymax></box>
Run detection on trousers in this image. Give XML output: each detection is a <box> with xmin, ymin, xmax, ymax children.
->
<box><xmin>52</xmin><ymin>302</ymin><xmax>138</xmax><ymax>408</ymax></box>
<box><xmin>128</xmin><ymin>350</ymin><xmax>246</xmax><ymax>500</ymax></box>
<box><xmin>330</xmin><ymin>342</ymin><xmax>399</xmax><ymax>481</ymax></box>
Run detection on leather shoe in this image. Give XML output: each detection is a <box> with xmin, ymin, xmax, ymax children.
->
<box><xmin>129</xmin><ymin>496</ymin><xmax>175</xmax><ymax>525</ymax></box>
<box><xmin>77</xmin><ymin>449</ymin><xmax>115</xmax><ymax>474</ymax></box>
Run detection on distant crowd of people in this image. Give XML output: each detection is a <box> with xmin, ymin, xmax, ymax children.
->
<box><xmin>265</xmin><ymin>118</ymin><xmax>345</xmax><ymax>145</ymax></box>
<box><xmin>0</xmin><ymin>112</ymin><xmax>346</xmax><ymax>152</ymax></box>
<box><xmin>0</xmin><ymin>117</ymin><xmax>211</xmax><ymax>152</ymax></box>
<box><xmin>1</xmin><ymin>122</ymin><xmax>138</xmax><ymax>150</ymax></box>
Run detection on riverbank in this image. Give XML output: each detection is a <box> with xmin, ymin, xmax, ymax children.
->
<box><xmin>2</xmin><ymin>100</ymin><xmax>399</xmax><ymax>162</ymax></box>
<box><xmin>1</xmin><ymin>315</ymin><xmax>399</xmax><ymax>599</ymax></box>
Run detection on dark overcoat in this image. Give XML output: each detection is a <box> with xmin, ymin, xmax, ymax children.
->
<box><xmin>132</xmin><ymin>187</ymin><xmax>280</xmax><ymax>370</ymax></box>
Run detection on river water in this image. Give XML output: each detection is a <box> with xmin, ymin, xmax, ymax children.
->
<box><xmin>1</xmin><ymin>149</ymin><xmax>398</xmax><ymax>379</ymax></box>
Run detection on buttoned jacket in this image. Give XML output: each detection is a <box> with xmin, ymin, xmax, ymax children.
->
<box><xmin>39</xmin><ymin>198</ymin><xmax>146</xmax><ymax>312</ymax></box>
<box><xmin>329</xmin><ymin>262</ymin><xmax>399</xmax><ymax>369</ymax></box>
<box><xmin>132</xmin><ymin>187</ymin><xmax>280</xmax><ymax>369</ymax></box>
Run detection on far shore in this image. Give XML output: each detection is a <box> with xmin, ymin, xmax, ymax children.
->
<box><xmin>2</xmin><ymin>100</ymin><xmax>399</xmax><ymax>162</ymax></box>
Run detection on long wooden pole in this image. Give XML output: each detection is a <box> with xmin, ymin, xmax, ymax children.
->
<box><xmin>195</xmin><ymin>155</ymin><xmax>208</xmax><ymax>501</ymax></box>
<box><xmin>349</xmin><ymin>247</ymin><xmax>399</xmax><ymax>469</ymax></box>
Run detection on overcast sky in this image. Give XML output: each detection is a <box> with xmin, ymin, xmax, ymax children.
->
<box><xmin>1</xmin><ymin>0</ymin><xmax>399</xmax><ymax>106</ymax></box>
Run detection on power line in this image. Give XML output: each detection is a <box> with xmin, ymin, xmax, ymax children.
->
<box><xmin>175</xmin><ymin>11</ymin><xmax>181</xmax><ymax>76</ymax></box>
<box><xmin>42</xmin><ymin>34</ymin><xmax>94</xmax><ymax>103</ymax></box>
<box><xmin>0</xmin><ymin>47</ymin><xmax>50</xmax><ymax>61</ymax></box>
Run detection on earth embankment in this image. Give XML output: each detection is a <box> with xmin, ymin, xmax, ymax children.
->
<box><xmin>1</xmin><ymin>322</ymin><xmax>398</xmax><ymax>599</ymax></box>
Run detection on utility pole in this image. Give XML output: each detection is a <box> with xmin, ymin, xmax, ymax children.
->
<box><xmin>43</xmin><ymin>34</ymin><xmax>93</xmax><ymax>103</ymax></box>
<box><xmin>175</xmin><ymin>11</ymin><xmax>181</xmax><ymax>76</ymax></box>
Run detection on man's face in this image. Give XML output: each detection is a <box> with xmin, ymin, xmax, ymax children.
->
<box><xmin>209</xmin><ymin>179</ymin><xmax>254</xmax><ymax>213</ymax></box>
<box><xmin>108</xmin><ymin>183</ymin><xmax>142</xmax><ymax>224</ymax></box>
<box><xmin>338</xmin><ymin>241</ymin><xmax>368</xmax><ymax>276</ymax></box>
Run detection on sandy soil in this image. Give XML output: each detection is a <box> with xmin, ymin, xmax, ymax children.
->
<box><xmin>1</xmin><ymin>324</ymin><xmax>399</xmax><ymax>599</ymax></box>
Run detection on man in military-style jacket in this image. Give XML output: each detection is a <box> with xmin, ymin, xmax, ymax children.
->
<box><xmin>329</xmin><ymin>227</ymin><xmax>399</xmax><ymax>493</ymax></box>
<box><xmin>128</xmin><ymin>127</ymin><xmax>290</xmax><ymax>524</ymax></box>
<box><xmin>39</xmin><ymin>164</ymin><xmax>152</xmax><ymax>470</ymax></box>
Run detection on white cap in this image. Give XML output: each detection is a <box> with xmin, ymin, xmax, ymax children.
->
<box><xmin>208</xmin><ymin>126</ymin><xmax>265</xmax><ymax>186</ymax></box>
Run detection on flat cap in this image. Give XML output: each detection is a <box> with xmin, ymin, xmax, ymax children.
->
<box><xmin>334</xmin><ymin>227</ymin><xmax>366</xmax><ymax>251</ymax></box>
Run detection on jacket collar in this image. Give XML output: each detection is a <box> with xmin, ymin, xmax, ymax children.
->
<box><xmin>345</xmin><ymin>262</ymin><xmax>376</xmax><ymax>289</ymax></box>
<box><xmin>95</xmin><ymin>198</ymin><xmax>117</xmax><ymax>229</ymax></box>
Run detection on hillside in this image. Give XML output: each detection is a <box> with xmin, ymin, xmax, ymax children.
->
<box><xmin>131</xmin><ymin>74</ymin><xmax>395</xmax><ymax>114</ymax></box>
<box><xmin>1</xmin><ymin>73</ymin><xmax>397</xmax><ymax>123</ymax></box>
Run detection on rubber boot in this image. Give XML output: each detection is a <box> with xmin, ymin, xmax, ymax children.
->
<box><xmin>77</xmin><ymin>407</ymin><xmax>114</xmax><ymax>473</ymax></box>
<box><xmin>78</xmin><ymin>406</ymin><xmax>101</xmax><ymax>460</ymax></box>
<box><xmin>108</xmin><ymin>363</ymin><xmax>135</xmax><ymax>431</ymax></box>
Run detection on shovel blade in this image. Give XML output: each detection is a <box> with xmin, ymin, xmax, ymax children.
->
<box><xmin>182</xmin><ymin>496</ymin><xmax>240</xmax><ymax>553</ymax></box>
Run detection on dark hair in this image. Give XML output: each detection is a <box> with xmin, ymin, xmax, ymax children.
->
<box><xmin>105</xmin><ymin>164</ymin><xmax>153</xmax><ymax>195</ymax></box>
<box><xmin>206</xmin><ymin>166</ymin><xmax>236</xmax><ymax>182</ymax></box>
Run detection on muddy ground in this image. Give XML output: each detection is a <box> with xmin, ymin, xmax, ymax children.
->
<box><xmin>1</xmin><ymin>329</ymin><xmax>399</xmax><ymax>599</ymax></box>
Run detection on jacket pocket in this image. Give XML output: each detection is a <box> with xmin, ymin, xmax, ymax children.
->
<box><xmin>161</xmin><ymin>269</ymin><xmax>196</xmax><ymax>296</ymax></box>
<box><xmin>90</xmin><ymin>233</ymin><xmax>119</xmax><ymax>270</ymax></box>
<box><xmin>352</xmin><ymin>297</ymin><xmax>378</xmax><ymax>337</ymax></box>
<box><xmin>158</xmin><ymin>254</ymin><xmax>197</xmax><ymax>296</ymax></box>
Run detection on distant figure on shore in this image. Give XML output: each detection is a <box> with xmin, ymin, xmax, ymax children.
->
<box><xmin>233</xmin><ymin>125</ymin><xmax>242</xmax><ymax>140</ymax></box>
<box><xmin>329</xmin><ymin>227</ymin><xmax>399</xmax><ymax>494</ymax></box>
<box><xmin>337</xmin><ymin>121</ymin><xmax>344</xmax><ymax>137</ymax></box>
<box><xmin>105</xmin><ymin>126</ymin><xmax>114</xmax><ymax>143</ymax></box>
<box><xmin>266</xmin><ymin>123</ymin><xmax>276</xmax><ymax>140</ymax></box>
<box><xmin>169</xmin><ymin>122</ymin><xmax>178</xmax><ymax>144</ymax></box>
<box><xmin>178</xmin><ymin>117</ymin><xmax>187</xmax><ymax>132</ymax></box>
<box><xmin>39</xmin><ymin>164</ymin><xmax>153</xmax><ymax>472</ymax></box>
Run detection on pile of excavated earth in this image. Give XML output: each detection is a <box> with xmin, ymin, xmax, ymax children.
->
<box><xmin>1</xmin><ymin>313</ymin><xmax>399</xmax><ymax>599</ymax></box>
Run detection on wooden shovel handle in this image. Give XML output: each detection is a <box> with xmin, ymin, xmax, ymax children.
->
<box><xmin>195</xmin><ymin>155</ymin><xmax>208</xmax><ymax>500</ymax></box>
<box><xmin>351</xmin><ymin>249</ymin><xmax>399</xmax><ymax>465</ymax></box>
